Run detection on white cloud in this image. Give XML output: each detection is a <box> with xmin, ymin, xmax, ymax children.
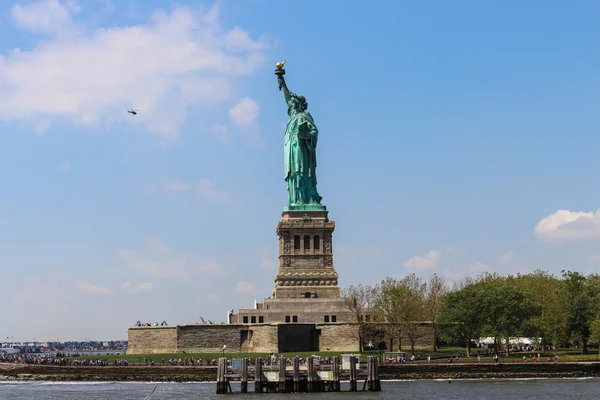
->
<box><xmin>229</xmin><ymin>97</ymin><xmax>261</xmax><ymax>146</ymax></box>
<box><xmin>12</xmin><ymin>274</ymin><xmax>71</xmax><ymax>301</ymax></box>
<box><xmin>229</xmin><ymin>97</ymin><xmax>259</xmax><ymax>127</ymax></box>
<box><xmin>151</xmin><ymin>178</ymin><xmax>231</xmax><ymax>203</ymax></box>
<box><xmin>208</xmin><ymin>124</ymin><xmax>231</xmax><ymax>143</ymax></box>
<box><xmin>164</xmin><ymin>179</ymin><xmax>190</xmax><ymax>192</ymax></box>
<box><xmin>497</xmin><ymin>251</ymin><xmax>516</xmax><ymax>264</ymax></box>
<box><xmin>496</xmin><ymin>251</ymin><xmax>528</xmax><ymax>273</ymax></box>
<box><xmin>441</xmin><ymin>267</ymin><xmax>463</xmax><ymax>280</ymax></box>
<box><xmin>535</xmin><ymin>209</ymin><xmax>600</xmax><ymax>240</ymax></box>
<box><xmin>197</xmin><ymin>178</ymin><xmax>231</xmax><ymax>203</ymax></box>
<box><xmin>1</xmin><ymin>2</ymin><xmax>269</xmax><ymax>140</ymax></box>
<box><xmin>11</xmin><ymin>0</ymin><xmax>80</xmax><ymax>36</ymax></box>
<box><xmin>402</xmin><ymin>250</ymin><xmax>441</xmax><ymax>270</ymax></box>
<box><xmin>76</xmin><ymin>281</ymin><xmax>113</xmax><ymax>296</ymax></box>
<box><xmin>470</xmin><ymin>262</ymin><xmax>491</xmax><ymax>272</ymax></box>
<box><xmin>121</xmin><ymin>281</ymin><xmax>153</xmax><ymax>294</ymax></box>
<box><xmin>234</xmin><ymin>281</ymin><xmax>254</xmax><ymax>294</ymax></box>
<box><xmin>119</xmin><ymin>235</ymin><xmax>223</xmax><ymax>279</ymax></box>
<box><xmin>261</xmin><ymin>259</ymin><xmax>276</xmax><ymax>270</ymax></box>
<box><xmin>198</xmin><ymin>259</ymin><xmax>222</xmax><ymax>273</ymax></box>
<box><xmin>444</xmin><ymin>245</ymin><xmax>458</xmax><ymax>254</ymax></box>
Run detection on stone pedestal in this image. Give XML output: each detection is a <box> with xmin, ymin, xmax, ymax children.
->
<box><xmin>273</xmin><ymin>210</ymin><xmax>340</xmax><ymax>299</ymax></box>
<box><xmin>231</xmin><ymin>209</ymin><xmax>349</xmax><ymax>330</ymax></box>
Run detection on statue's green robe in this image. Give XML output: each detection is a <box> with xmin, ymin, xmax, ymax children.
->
<box><xmin>284</xmin><ymin>105</ymin><xmax>322</xmax><ymax>205</ymax></box>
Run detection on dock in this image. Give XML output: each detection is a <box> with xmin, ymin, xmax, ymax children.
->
<box><xmin>216</xmin><ymin>355</ymin><xmax>381</xmax><ymax>394</ymax></box>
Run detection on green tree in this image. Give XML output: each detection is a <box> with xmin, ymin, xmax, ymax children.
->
<box><xmin>590</xmin><ymin>319</ymin><xmax>600</xmax><ymax>349</ymax></box>
<box><xmin>437</xmin><ymin>285</ymin><xmax>485</xmax><ymax>356</ymax></box>
<box><xmin>372</xmin><ymin>275</ymin><xmax>428</xmax><ymax>354</ymax></box>
<box><xmin>424</xmin><ymin>273</ymin><xmax>447</xmax><ymax>351</ymax></box>
<box><xmin>340</xmin><ymin>284</ymin><xmax>377</xmax><ymax>351</ymax></box>
<box><xmin>399</xmin><ymin>274</ymin><xmax>427</xmax><ymax>355</ymax></box>
<box><xmin>505</xmin><ymin>270</ymin><xmax>566</xmax><ymax>348</ymax></box>
<box><xmin>561</xmin><ymin>271</ymin><xmax>600</xmax><ymax>353</ymax></box>
<box><xmin>372</xmin><ymin>277</ymin><xmax>404</xmax><ymax>352</ymax></box>
<box><xmin>479</xmin><ymin>282</ymin><xmax>541</xmax><ymax>355</ymax></box>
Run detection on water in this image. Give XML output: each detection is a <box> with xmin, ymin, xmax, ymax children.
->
<box><xmin>0</xmin><ymin>379</ymin><xmax>598</xmax><ymax>399</ymax></box>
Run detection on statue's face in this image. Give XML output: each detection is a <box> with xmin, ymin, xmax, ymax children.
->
<box><xmin>289</xmin><ymin>97</ymin><xmax>302</xmax><ymax>112</ymax></box>
<box><xmin>290</xmin><ymin>96</ymin><xmax>307</xmax><ymax>112</ymax></box>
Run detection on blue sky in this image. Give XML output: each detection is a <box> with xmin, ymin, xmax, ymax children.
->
<box><xmin>2</xmin><ymin>0</ymin><xmax>600</xmax><ymax>341</ymax></box>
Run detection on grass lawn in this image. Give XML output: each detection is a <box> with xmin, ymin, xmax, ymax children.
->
<box><xmin>410</xmin><ymin>347</ymin><xmax>600</xmax><ymax>362</ymax></box>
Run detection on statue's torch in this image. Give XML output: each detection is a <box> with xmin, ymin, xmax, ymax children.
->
<box><xmin>275</xmin><ymin>61</ymin><xmax>286</xmax><ymax>90</ymax></box>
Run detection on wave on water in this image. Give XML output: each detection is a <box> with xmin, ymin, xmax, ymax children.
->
<box><xmin>431</xmin><ymin>377</ymin><xmax>600</xmax><ymax>382</ymax></box>
<box><xmin>561</xmin><ymin>376</ymin><xmax>596</xmax><ymax>380</ymax></box>
<box><xmin>0</xmin><ymin>381</ymin><xmax>140</xmax><ymax>386</ymax></box>
<box><xmin>0</xmin><ymin>380</ymin><xmax>218</xmax><ymax>386</ymax></box>
<box><xmin>432</xmin><ymin>377</ymin><xmax>550</xmax><ymax>382</ymax></box>
<box><xmin>37</xmin><ymin>381</ymin><xmax>120</xmax><ymax>385</ymax></box>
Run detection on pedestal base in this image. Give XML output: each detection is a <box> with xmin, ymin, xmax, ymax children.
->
<box><xmin>274</xmin><ymin>285</ymin><xmax>340</xmax><ymax>299</ymax></box>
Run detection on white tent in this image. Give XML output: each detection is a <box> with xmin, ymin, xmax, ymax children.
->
<box><xmin>475</xmin><ymin>337</ymin><xmax>495</xmax><ymax>346</ymax></box>
<box><xmin>475</xmin><ymin>337</ymin><xmax>541</xmax><ymax>347</ymax></box>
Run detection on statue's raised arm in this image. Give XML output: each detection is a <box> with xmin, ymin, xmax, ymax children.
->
<box><xmin>275</xmin><ymin>61</ymin><xmax>292</xmax><ymax>104</ymax></box>
<box><xmin>278</xmin><ymin>75</ymin><xmax>292</xmax><ymax>104</ymax></box>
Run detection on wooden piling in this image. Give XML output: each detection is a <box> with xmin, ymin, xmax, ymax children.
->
<box><xmin>373</xmin><ymin>355</ymin><xmax>381</xmax><ymax>391</ymax></box>
<box><xmin>216</xmin><ymin>353</ymin><xmax>379</xmax><ymax>395</ymax></box>
<box><xmin>279</xmin><ymin>356</ymin><xmax>287</xmax><ymax>393</ymax></box>
<box><xmin>332</xmin><ymin>356</ymin><xmax>341</xmax><ymax>392</ymax></box>
<box><xmin>216</xmin><ymin>358</ymin><xmax>226</xmax><ymax>394</ymax></box>
<box><xmin>293</xmin><ymin>357</ymin><xmax>300</xmax><ymax>392</ymax></box>
<box><xmin>349</xmin><ymin>355</ymin><xmax>357</xmax><ymax>392</ymax></box>
<box><xmin>221</xmin><ymin>358</ymin><xmax>224</xmax><ymax>392</ymax></box>
<box><xmin>215</xmin><ymin>358</ymin><xmax>220</xmax><ymax>394</ymax></box>
<box><xmin>254</xmin><ymin>357</ymin><xmax>264</xmax><ymax>393</ymax></box>
<box><xmin>307</xmin><ymin>356</ymin><xmax>315</xmax><ymax>392</ymax></box>
<box><xmin>364</xmin><ymin>356</ymin><xmax>371</xmax><ymax>391</ymax></box>
<box><xmin>240</xmin><ymin>358</ymin><xmax>248</xmax><ymax>393</ymax></box>
<box><xmin>370</xmin><ymin>356</ymin><xmax>377</xmax><ymax>391</ymax></box>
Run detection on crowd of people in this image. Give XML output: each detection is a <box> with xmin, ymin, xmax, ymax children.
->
<box><xmin>0</xmin><ymin>353</ymin><xmax>110</xmax><ymax>366</ymax></box>
<box><xmin>1</xmin><ymin>351</ymin><xmax>564</xmax><ymax>368</ymax></box>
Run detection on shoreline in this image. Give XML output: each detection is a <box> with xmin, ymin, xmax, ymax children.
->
<box><xmin>2</xmin><ymin>362</ymin><xmax>600</xmax><ymax>382</ymax></box>
<box><xmin>377</xmin><ymin>362</ymin><xmax>600</xmax><ymax>381</ymax></box>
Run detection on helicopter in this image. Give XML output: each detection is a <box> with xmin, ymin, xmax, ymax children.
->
<box><xmin>127</xmin><ymin>108</ymin><xmax>138</xmax><ymax>115</ymax></box>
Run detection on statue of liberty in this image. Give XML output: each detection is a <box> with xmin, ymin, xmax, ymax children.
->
<box><xmin>275</xmin><ymin>62</ymin><xmax>325</xmax><ymax>210</ymax></box>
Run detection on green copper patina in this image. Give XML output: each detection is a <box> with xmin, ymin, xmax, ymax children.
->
<box><xmin>275</xmin><ymin>63</ymin><xmax>326</xmax><ymax>211</ymax></box>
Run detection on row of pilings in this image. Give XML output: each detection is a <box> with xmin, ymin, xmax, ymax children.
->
<box><xmin>216</xmin><ymin>355</ymin><xmax>381</xmax><ymax>394</ymax></box>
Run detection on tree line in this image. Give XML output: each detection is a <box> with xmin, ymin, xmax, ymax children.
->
<box><xmin>341</xmin><ymin>270</ymin><xmax>600</xmax><ymax>355</ymax></box>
